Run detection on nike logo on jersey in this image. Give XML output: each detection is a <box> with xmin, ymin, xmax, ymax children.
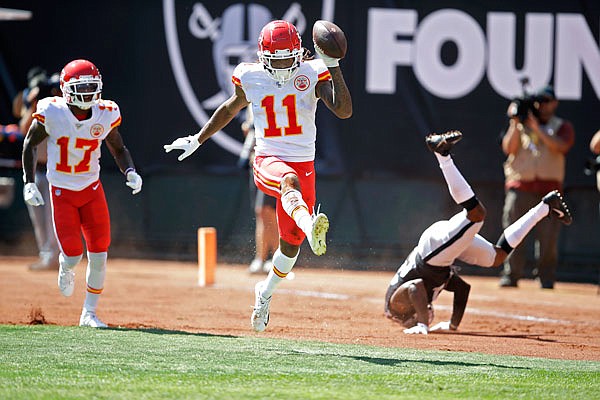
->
<box><xmin>92</xmin><ymin>183</ymin><xmax>100</xmax><ymax>191</ymax></box>
<box><xmin>305</xmin><ymin>171</ymin><xmax>313</xmax><ymax>176</ymax></box>
<box><xmin>553</xmin><ymin>208</ymin><xmax>565</xmax><ymax>218</ymax></box>
<box><xmin>75</xmin><ymin>123</ymin><xmax>84</xmax><ymax>129</ymax></box>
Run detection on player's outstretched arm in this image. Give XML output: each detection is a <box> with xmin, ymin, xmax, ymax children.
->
<box><xmin>164</xmin><ymin>86</ymin><xmax>250</xmax><ymax>161</ymax></box>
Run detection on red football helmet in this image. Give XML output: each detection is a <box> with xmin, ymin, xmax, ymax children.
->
<box><xmin>257</xmin><ymin>20</ymin><xmax>302</xmax><ymax>84</ymax></box>
<box><xmin>60</xmin><ymin>59</ymin><xmax>103</xmax><ymax>109</ymax></box>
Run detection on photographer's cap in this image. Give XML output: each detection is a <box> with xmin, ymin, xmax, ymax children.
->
<box><xmin>536</xmin><ymin>85</ymin><xmax>556</xmax><ymax>100</ymax></box>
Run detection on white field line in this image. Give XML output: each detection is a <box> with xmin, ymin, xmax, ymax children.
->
<box><xmin>275</xmin><ymin>288</ymin><xmax>578</xmax><ymax>325</ymax></box>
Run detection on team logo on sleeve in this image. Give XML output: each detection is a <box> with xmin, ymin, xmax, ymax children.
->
<box><xmin>90</xmin><ymin>124</ymin><xmax>104</xmax><ymax>138</ymax></box>
<box><xmin>294</xmin><ymin>75</ymin><xmax>310</xmax><ymax>91</ymax></box>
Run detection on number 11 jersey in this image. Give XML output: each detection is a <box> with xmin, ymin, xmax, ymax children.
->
<box><xmin>232</xmin><ymin>59</ymin><xmax>331</xmax><ymax>162</ymax></box>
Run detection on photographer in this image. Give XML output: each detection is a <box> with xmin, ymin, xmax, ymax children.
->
<box><xmin>589</xmin><ymin>130</ymin><xmax>600</xmax><ymax>193</ymax></box>
<box><xmin>499</xmin><ymin>85</ymin><xmax>575</xmax><ymax>289</ymax></box>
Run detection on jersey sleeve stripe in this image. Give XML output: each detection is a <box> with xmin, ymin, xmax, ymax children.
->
<box><xmin>232</xmin><ymin>76</ymin><xmax>242</xmax><ymax>87</ymax></box>
<box><xmin>32</xmin><ymin>113</ymin><xmax>45</xmax><ymax>124</ymax></box>
<box><xmin>110</xmin><ymin>116</ymin><xmax>122</xmax><ymax>129</ymax></box>
<box><xmin>318</xmin><ymin>71</ymin><xmax>331</xmax><ymax>81</ymax></box>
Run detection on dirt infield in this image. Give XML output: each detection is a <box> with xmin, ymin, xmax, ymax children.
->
<box><xmin>1</xmin><ymin>257</ymin><xmax>599</xmax><ymax>361</ymax></box>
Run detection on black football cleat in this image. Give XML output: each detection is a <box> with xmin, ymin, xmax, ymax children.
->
<box><xmin>425</xmin><ymin>130</ymin><xmax>463</xmax><ymax>156</ymax></box>
<box><xmin>542</xmin><ymin>190</ymin><xmax>572</xmax><ymax>225</ymax></box>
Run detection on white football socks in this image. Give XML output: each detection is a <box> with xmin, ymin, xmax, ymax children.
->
<box><xmin>503</xmin><ymin>202</ymin><xmax>550</xmax><ymax>248</ymax></box>
<box><xmin>260</xmin><ymin>248</ymin><xmax>298</xmax><ymax>299</ymax></box>
<box><xmin>435</xmin><ymin>153</ymin><xmax>475</xmax><ymax>205</ymax></box>
<box><xmin>83</xmin><ymin>251</ymin><xmax>107</xmax><ymax>313</ymax></box>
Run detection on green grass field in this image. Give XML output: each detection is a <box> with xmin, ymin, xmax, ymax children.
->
<box><xmin>1</xmin><ymin>325</ymin><xmax>598</xmax><ymax>400</ymax></box>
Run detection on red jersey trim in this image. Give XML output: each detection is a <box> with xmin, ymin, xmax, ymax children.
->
<box><xmin>110</xmin><ymin>116</ymin><xmax>122</xmax><ymax>129</ymax></box>
<box><xmin>318</xmin><ymin>71</ymin><xmax>331</xmax><ymax>81</ymax></box>
<box><xmin>33</xmin><ymin>113</ymin><xmax>45</xmax><ymax>124</ymax></box>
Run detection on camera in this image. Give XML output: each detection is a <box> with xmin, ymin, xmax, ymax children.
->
<box><xmin>507</xmin><ymin>77</ymin><xmax>541</xmax><ymax>122</ymax></box>
<box><xmin>35</xmin><ymin>73</ymin><xmax>60</xmax><ymax>99</ymax></box>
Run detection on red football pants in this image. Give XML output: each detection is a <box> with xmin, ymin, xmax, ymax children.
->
<box><xmin>50</xmin><ymin>180</ymin><xmax>111</xmax><ymax>256</ymax></box>
<box><xmin>253</xmin><ymin>156</ymin><xmax>316</xmax><ymax>246</ymax></box>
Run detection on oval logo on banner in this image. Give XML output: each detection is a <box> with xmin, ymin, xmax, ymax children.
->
<box><xmin>162</xmin><ymin>0</ymin><xmax>328</xmax><ymax>155</ymax></box>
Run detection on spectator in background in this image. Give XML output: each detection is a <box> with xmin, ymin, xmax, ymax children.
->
<box><xmin>0</xmin><ymin>124</ymin><xmax>23</xmax><ymax>210</ymax></box>
<box><xmin>499</xmin><ymin>85</ymin><xmax>575</xmax><ymax>289</ymax></box>
<box><xmin>14</xmin><ymin>68</ymin><xmax>61</xmax><ymax>271</ymax></box>
<box><xmin>238</xmin><ymin>108</ymin><xmax>278</xmax><ymax>275</ymax></box>
<box><xmin>12</xmin><ymin>66</ymin><xmax>47</xmax><ymax>121</ymax></box>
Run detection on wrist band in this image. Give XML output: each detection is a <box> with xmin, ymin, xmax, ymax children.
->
<box><xmin>124</xmin><ymin>167</ymin><xmax>135</xmax><ymax>176</ymax></box>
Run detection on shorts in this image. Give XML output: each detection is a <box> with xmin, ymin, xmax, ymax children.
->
<box><xmin>253</xmin><ymin>156</ymin><xmax>316</xmax><ymax>246</ymax></box>
<box><xmin>50</xmin><ymin>180</ymin><xmax>111</xmax><ymax>256</ymax></box>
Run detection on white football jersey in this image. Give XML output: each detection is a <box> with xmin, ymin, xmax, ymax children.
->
<box><xmin>232</xmin><ymin>59</ymin><xmax>331</xmax><ymax>162</ymax></box>
<box><xmin>33</xmin><ymin>97</ymin><xmax>122</xmax><ymax>191</ymax></box>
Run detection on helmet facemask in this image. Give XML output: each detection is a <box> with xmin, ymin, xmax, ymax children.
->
<box><xmin>258</xmin><ymin>48</ymin><xmax>302</xmax><ymax>85</ymax></box>
<box><xmin>62</xmin><ymin>75</ymin><xmax>102</xmax><ymax>110</ymax></box>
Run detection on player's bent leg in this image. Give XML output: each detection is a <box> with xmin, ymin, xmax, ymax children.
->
<box><xmin>456</xmin><ymin>234</ymin><xmax>498</xmax><ymax>268</ymax></box>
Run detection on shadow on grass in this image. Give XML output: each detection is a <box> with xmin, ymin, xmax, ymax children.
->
<box><xmin>288</xmin><ymin>349</ymin><xmax>529</xmax><ymax>369</ymax></box>
<box><xmin>107</xmin><ymin>326</ymin><xmax>239</xmax><ymax>339</ymax></box>
<box><xmin>431</xmin><ymin>330</ymin><xmax>557</xmax><ymax>343</ymax></box>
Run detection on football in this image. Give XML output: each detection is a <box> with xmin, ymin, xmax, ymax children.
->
<box><xmin>312</xmin><ymin>20</ymin><xmax>347</xmax><ymax>59</ymax></box>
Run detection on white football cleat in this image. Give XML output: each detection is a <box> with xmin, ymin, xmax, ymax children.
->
<box><xmin>57</xmin><ymin>265</ymin><xmax>75</xmax><ymax>297</ymax></box>
<box><xmin>251</xmin><ymin>281</ymin><xmax>271</xmax><ymax>332</ymax></box>
<box><xmin>79</xmin><ymin>310</ymin><xmax>108</xmax><ymax>328</ymax></box>
<box><xmin>307</xmin><ymin>208</ymin><xmax>329</xmax><ymax>256</ymax></box>
<box><xmin>403</xmin><ymin>322</ymin><xmax>429</xmax><ymax>335</ymax></box>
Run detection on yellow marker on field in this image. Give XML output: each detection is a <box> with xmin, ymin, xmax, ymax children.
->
<box><xmin>198</xmin><ymin>227</ymin><xmax>216</xmax><ymax>286</ymax></box>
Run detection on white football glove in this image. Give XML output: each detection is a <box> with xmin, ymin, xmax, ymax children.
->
<box><xmin>403</xmin><ymin>322</ymin><xmax>429</xmax><ymax>335</ymax></box>
<box><xmin>125</xmin><ymin>170</ymin><xmax>142</xmax><ymax>195</ymax></box>
<box><xmin>313</xmin><ymin>42</ymin><xmax>339</xmax><ymax>68</ymax></box>
<box><xmin>23</xmin><ymin>182</ymin><xmax>44</xmax><ymax>206</ymax></box>
<box><xmin>163</xmin><ymin>134</ymin><xmax>201</xmax><ymax>161</ymax></box>
<box><xmin>429</xmin><ymin>321</ymin><xmax>457</xmax><ymax>332</ymax></box>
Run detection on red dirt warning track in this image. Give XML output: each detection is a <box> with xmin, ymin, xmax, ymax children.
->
<box><xmin>1</xmin><ymin>257</ymin><xmax>599</xmax><ymax>361</ymax></box>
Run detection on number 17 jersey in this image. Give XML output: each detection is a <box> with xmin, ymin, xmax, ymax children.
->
<box><xmin>232</xmin><ymin>59</ymin><xmax>331</xmax><ymax>162</ymax></box>
<box><xmin>33</xmin><ymin>97</ymin><xmax>122</xmax><ymax>191</ymax></box>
